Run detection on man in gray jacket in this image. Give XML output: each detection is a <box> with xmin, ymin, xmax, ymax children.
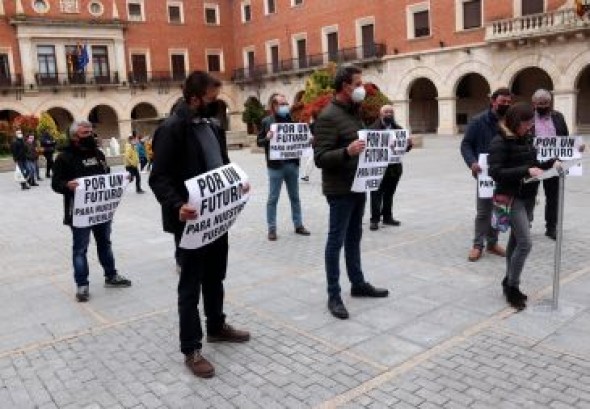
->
<box><xmin>313</xmin><ymin>65</ymin><xmax>389</xmax><ymax>320</ymax></box>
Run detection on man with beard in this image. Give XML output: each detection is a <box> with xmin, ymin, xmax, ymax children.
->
<box><xmin>150</xmin><ymin>71</ymin><xmax>250</xmax><ymax>379</ymax></box>
<box><xmin>52</xmin><ymin>120</ymin><xmax>132</xmax><ymax>302</ymax></box>
<box><xmin>460</xmin><ymin>88</ymin><xmax>512</xmax><ymax>262</ymax></box>
<box><xmin>313</xmin><ymin>65</ymin><xmax>389</xmax><ymax>320</ymax></box>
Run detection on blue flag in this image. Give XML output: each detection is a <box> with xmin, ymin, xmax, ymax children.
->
<box><xmin>77</xmin><ymin>44</ymin><xmax>89</xmax><ymax>72</ymax></box>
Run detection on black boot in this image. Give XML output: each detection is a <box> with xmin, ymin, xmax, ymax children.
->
<box><xmin>502</xmin><ymin>277</ymin><xmax>527</xmax><ymax>300</ymax></box>
<box><xmin>505</xmin><ymin>285</ymin><xmax>526</xmax><ymax>311</ymax></box>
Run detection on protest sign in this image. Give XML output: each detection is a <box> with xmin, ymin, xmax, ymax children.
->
<box><xmin>477</xmin><ymin>153</ymin><xmax>495</xmax><ymax>198</ymax></box>
<box><xmin>72</xmin><ymin>172</ymin><xmax>129</xmax><ymax>227</ymax></box>
<box><xmin>524</xmin><ymin>159</ymin><xmax>582</xmax><ymax>183</ymax></box>
<box><xmin>535</xmin><ymin>136</ymin><xmax>584</xmax><ymax>176</ymax></box>
<box><xmin>351</xmin><ymin>130</ymin><xmax>390</xmax><ymax>192</ymax></box>
<box><xmin>269</xmin><ymin>123</ymin><xmax>313</xmax><ymax>160</ymax></box>
<box><xmin>179</xmin><ymin>163</ymin><xmax>250</xmax><ymax>250</ymax></box>
<box><xmin>389</xmin><ymin>129</ymin><xmax>410</xmax><ymax>164</ymax></box>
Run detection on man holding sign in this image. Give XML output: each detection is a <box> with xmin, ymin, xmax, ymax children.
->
<box><xmin>150</xmin><ymin>71</ymin><xmax>250</xmax><ymax>379</ymax></box>
<box><xmin>256</xmin><ymin>93</ymin><xmax>310</xmax><ymax>241</ymax></box>
<box><xmin>314</xmin><ymin>65</ymin><xmax>389</xmax><ymax>320</ymax></box>
<box><xmin>369</xmin><ymin>105</ymin><xmax>412</xmax><ymax>231</ymax></box>
<box><xmin>52</xmin><ymin>120</ymin><xmax>132</xmax><ymax>303</ymax></box>
<box><xmin>531</xmin><ymin>89</ymin><xmax>585</xmax><ymax>240</ymax></box>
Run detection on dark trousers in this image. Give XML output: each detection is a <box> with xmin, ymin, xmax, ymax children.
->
<box><xmin>175</xmin><ymin>232</ymin><xmax>228</xmax><ymax>355</ymax></box>
<box><xmin>325</xmin><ymin>193</ymin><xmax>366</xmax><ymax>298</ymax></box>
<box><xmin>542</xmin><ymin>176</ymin><xmax>558</xmax><ymax>232</ymax></box>
<box><xmin>44</xmin><ymin>153</ymin><xmax>54</xmax><ymax>178</ymax></box>
<box><xmin>139</xmin><ymin>157</ymin><xmax>148</xmax><ymax>171</ymax></box>
<box><xmin>70</xmin><ymin>222</ymin><xmax>117</xmax><ymax>286</ymax></box>
<box><xmin>125</xmin><ymin>166</ymin><xmax>142</xmax><ymax>191</ymax></box>
<box><xmin>370</xmin><ymin>163</ymin><xmax>402</xmax><ymax>223</ymax></box>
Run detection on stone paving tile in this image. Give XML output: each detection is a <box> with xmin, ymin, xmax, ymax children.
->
<box><xmin>347</xmin><ymin>329</ymin><xmax>590</xmax><ymax>409</ymax></box>
<box><xmin>0</xmin><ymin>308</ymin><xmax>383</xmax><ymax>409</ymax></box>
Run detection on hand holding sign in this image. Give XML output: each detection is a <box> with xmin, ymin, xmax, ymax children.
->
<box><xmin>179</xmin><ymin>204</ymin><xmax>198</xmax><ymax>222</ymax></box>
<box><xmin>528</xmin><ymin>167</ymin><xmax>544</xmax><ymax>177</ymax></box>
<box><xmin>67</xmin><ymin>180</ymin><xmax>79</xmax><ymax>191</ymax></box>
<box><xmin>347</xmin><ymin>139</ymin><xmax>366</xmax><ymax>156</ymax></box>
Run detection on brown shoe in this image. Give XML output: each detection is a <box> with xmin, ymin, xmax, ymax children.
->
<box><xmin>185</xmin><ymin>351</ymin><xmax>215</xmax><ymax>378</ymax></box>
<box><xmin>486</xmin><ymin>244</ymin><xmax>506</xmax><ymax>257</ymax></box>
<box><xmin>468</xmin><ymin>247</ymin><xmax>483</xmax><ymax>262</ymax></box>
<box><xmin>295</xmin><ymin>226</ymin><xmax>311</xmax><ymax>236</ymax></box>
<box><xmin>268</xmin><ymin>230</ymin><xmax>277</xmax><ymax>241</ymax></box>
<box><xmin>207</xmin><ymin>324</ymin><xmax>250</xmax><ymax>343</ymax></box>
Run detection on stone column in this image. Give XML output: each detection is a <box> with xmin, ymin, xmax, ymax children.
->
<box><xmin>118</xmin><ymin>119</ymin><xmax>132</xmax><ymax>142</ymax></box>
<box><xmin>392</xmin><ymin>99</ymin><xmax>410</xmax><ymax>129</ymax></box>
<box><xmin>17</xmin><ymin>37</ymin><xmax>35</xmax><ymax>88</ymax></box>
<box><xmin>113</xmin><ymin>39</ymin><xmax>128</xmax><ymax>83</ymax></box>
<box><xmin>552</xmin><ymin>89</ymin><xmax>577</xmax><ymax>134</ymax></box>
<box><xmin>437</xmin><ymin>96</ymin><xmax>457</xmax><ymax>135</ymax></box>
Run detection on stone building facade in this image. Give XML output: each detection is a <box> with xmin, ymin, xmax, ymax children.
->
<box><xmin>0</xmin><ymin>0</ymin><xmax>589</xmax><ymax>140</ymax></box>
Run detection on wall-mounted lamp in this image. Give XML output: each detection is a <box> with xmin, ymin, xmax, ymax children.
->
<box><xmin>412</xmin><ymin>55</ymin><xmax>421</xmax><ymax>61</ymax></box>
<box><xmin>393</xmin><ymin>48</ymin><xmax>399</xmax><ymax>55</ymax></box>
<box><xmin>439</xmin><ymin>41</ymin><xmax>445</xmax><ymax>48</ymax></box>
<box><xmin>464</xmin><ymin>48</ymin><xmax>471</xmax><ymax>54</ymax></box>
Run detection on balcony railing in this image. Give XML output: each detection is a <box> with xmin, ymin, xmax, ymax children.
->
<box><xmin>486</xmin><ymin>7</ymin><xmax>589</xmax><ymax>42</ymax></box>
<box><xmin>232</xmin><ymin>43</ymin><xmax>386</xmax><ymax>82</ymax></box>
<box><xmin>0</xmin><ymin>74</ymin><xmax>23</xmax><ymax>89</ymax></box>
<box><xmin>34</xmin><ymin>72</ymin><xmax>120</xmax><ymax>87</ymax></box>
<box><xmin>127</xmin><ymin>71</ymin><xmax>187</xmax><ymax>86</ymax></box>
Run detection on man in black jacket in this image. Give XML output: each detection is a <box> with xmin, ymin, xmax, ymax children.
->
<box><xmin>314</xmin><ymin>65</ymin><xmax>389</xmax><ymax>320</ymax></box>
<box><xmin>149</xmin><ymin>71</ymin><xmax>249</xmax><ymax>379</ymax></box>
<box><xmin>40</xmin><ymin>131</ymin><xmax>57</xmax><ymax>178</ymax></box>
<box><xmin>531</xmin><ymin>89</ymin><xmax>585</xmax><ymax>240</ymax></box>
<box><xmin>460</xmin><ymin>88</ymin><xmax>511</xmax><ymax>262</ymax></box>
<box><xmin>11</xmin><ymin>130</ymin><xmax>33</xmax><ymax>190</ymax></box>
<box><xmin>369</xmin><ymin>105</ymin><xmax>412</xmax><ymax>231</ymax></box>
<box><xmin>256</xmin><ymin>93</ymin><xmax>310</xmax><ymax>241</ymax></box>
<box><xmin>52</xmin><ymin>120</ymin><xmax>131</xmax><ymax>303</ymax></box>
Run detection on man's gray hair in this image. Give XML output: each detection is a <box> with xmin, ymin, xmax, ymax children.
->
<box><xmin>532</xmin><ymin>89</ymin><xmax>552</xmax><ymax>103</ymax></box>
<box><xmin>69</xmin><ymin>120</ymin><xmax>93</xmax><ymax>138</ymax></box>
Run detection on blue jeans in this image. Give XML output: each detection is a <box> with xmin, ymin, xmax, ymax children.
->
<box><xmin>266</xmin><ymin>163</ymin><xmax>303</xmax><ymax>231</ymax></box>
<box><xmin>71</xmin><ymin>222</ymin><xmax>117</xmax><ymax>286</ymax></box>
<box><xmin>325</xmin><ymin>193</ymin><xmax>367</xmax><ymax>298</ymax></box>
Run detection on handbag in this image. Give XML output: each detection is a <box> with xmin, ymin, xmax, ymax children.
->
<box><xmin>14</xmin><ymin>165</ymin><xmax>26</xmax><ymax>183</ymax></box>
<box><xmin>491</xmin><ymin>193</ymin><xmax>514</xmax><ymax>233</ymax></box>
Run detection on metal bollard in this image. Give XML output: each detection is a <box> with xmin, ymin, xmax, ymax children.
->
<box><xmin>552</xmin><ymin>167</ymin><xmax>566</xmax><ymax>310</ymax></box>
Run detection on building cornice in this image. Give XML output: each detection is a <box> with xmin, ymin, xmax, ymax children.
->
<box><xmin>10</xmin><ymin>17</ymin><xmax>126</xmax><ymax>30</ymax></box>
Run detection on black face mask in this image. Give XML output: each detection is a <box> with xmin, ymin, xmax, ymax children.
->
<box><xmin>382</xmin><ymin>116</ymin><xmax>394</xmax><ymax>126</ymax></box>
<box><xmin>496</xmin><ymin>104</ymin><xmax>510</xmax><ymax>118</ymax></box>
<box><xmin>536</xmin><ymin>107</ymin><xmax>551</xmax><ymax>117</ymax></box>
<box><xmin>78</xmin><ymin>137</ymin><xmax>96</xmax><ymax>150</ymax></box>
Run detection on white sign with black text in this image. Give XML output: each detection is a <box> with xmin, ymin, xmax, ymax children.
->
<box><xmin>180</xmin><ymin>164</ymin><xmax>250</xmax><ymax>250</ymax></box>
<box><xmin>534</xmin><ymin>136</ymin><xmax>584</xmax><ymax>176</ymax></box>
<box><xmin>269</xmin><ymin>123</ymin><xmax>313</xmax><ymax>160</ymax></box>
<box><xmin>389</xmin><ymin>129</ymin><xmax>410</xmax><ymax>164</ymax></box>
<box><xmin>351</xmin><ymin>130</ymin><xmax>391</xmax><ymax>192</ymax></box>
<box><xmin>477</xmin><ymin>154</ymin><xmax>495</xmax><ymax>199</ymax></box>
<box><xmin>72</xmin><ymin>172</ymin><xmax>129</xmax><ymax>227</ymax></box>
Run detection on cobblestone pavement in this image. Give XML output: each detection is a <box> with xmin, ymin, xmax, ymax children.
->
<box><xmin>0</xmin><ymin>135</ymin><xmax>589</xmax><ymax>408</ymax></box>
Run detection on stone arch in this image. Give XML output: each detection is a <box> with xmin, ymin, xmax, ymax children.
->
<box><xmin>447</xmin><ymin>60</ymin><xmax>495</xmax><ymax>96</ymax></box>
<box><xmin>510</xmin><ymin>67</ymin><xmax>554</xmax><ymax>103</ymax></box>
<box><xmin>563</xmin><ymin>49</ymin><xmax>590</xmax><ymax>90</ymax></box>
<box><xmin>575</xmin><ymin>64</ymin><xmax>590</xmax><ymax>133</ymax></box>
<box><xmin>0</xmin><ymin>109</ymin><xmax>22</xmax><ymax>122</ymax></box>
<box><xmin>164</xmin><ymin>94</ymin><xmax>184</xmax><ymax>116</ymax></box>
<box><xmin>217</xmin><ymin>91</ymin><xmax>237</xmax><ymax>112</ymax></box>
<box><xmin>87</xmin><ymin>104</ymin><xmax>120</xmax><ymax>140</ymax></box>
<box><xmin>46</xmin><ymin>107</ymin><xmax>74</xmax><ymax>134</ymax></box>
<box><xmin>130</xmin><ymin>102</ymin><xmax>159</xmax><ymax>137</ymax></box>
<box><xmin>454</xmin><ymin>73</ymin><xmax>491</xmax><ymax>132</ymax></box>
<box><xmin>497</xmin><ymin>53</ymin><xmax>560</xmax><ymax>93</ymax></box>
<box><xmin>408</xmin><ymin>77</ymin><xmax>439</xmax><ymax>133</ymax></box>
<box><xmin>396</xmin><ymin>66</ymin><xmax>444</xmax><ymax>100</ymax></box>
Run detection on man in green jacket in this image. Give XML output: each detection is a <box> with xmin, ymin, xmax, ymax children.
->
<box><xmin>313</xmin><ymin>65</ymin><xmax>389</xmax><ymax>320</ymax></box>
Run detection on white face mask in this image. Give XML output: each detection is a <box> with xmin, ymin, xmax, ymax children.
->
<box><xmin>351</xmin><ymin>85</ymin><xmax>366</xmax><ymax>103</ymax></box>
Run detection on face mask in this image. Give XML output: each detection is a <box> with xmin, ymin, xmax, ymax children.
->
<box><xmin>16</xmin><ymin>131</ymin><xmax>23</xmax><ymax>139</ymax></box>
<box><xmin>277</xmin><ymin>105</ymin><xmax>290</xmax><ymax>117</ymax></box>
<box><xmin>79</xmin><ymin>137</ymin><xmax>96</xmax><ymax>150</ymax></box>
<box><xmin>382</xmin><ymin>116</ymin><xmax>394</xmax><ymax>126</ymax></box>
<box><xmin>496</xmin><ymin>104</ymin><xmax>510</xmax><ymax>117</ymax></box>
<box><xmin>351</xmin><ymin>86</ymin><xmax>366</xmax><ymax>103</ymax></box>
<box><xmin>536</xmin><ymin>107</ymin><xmax>551</xmax><ymax>117</ymax></box>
